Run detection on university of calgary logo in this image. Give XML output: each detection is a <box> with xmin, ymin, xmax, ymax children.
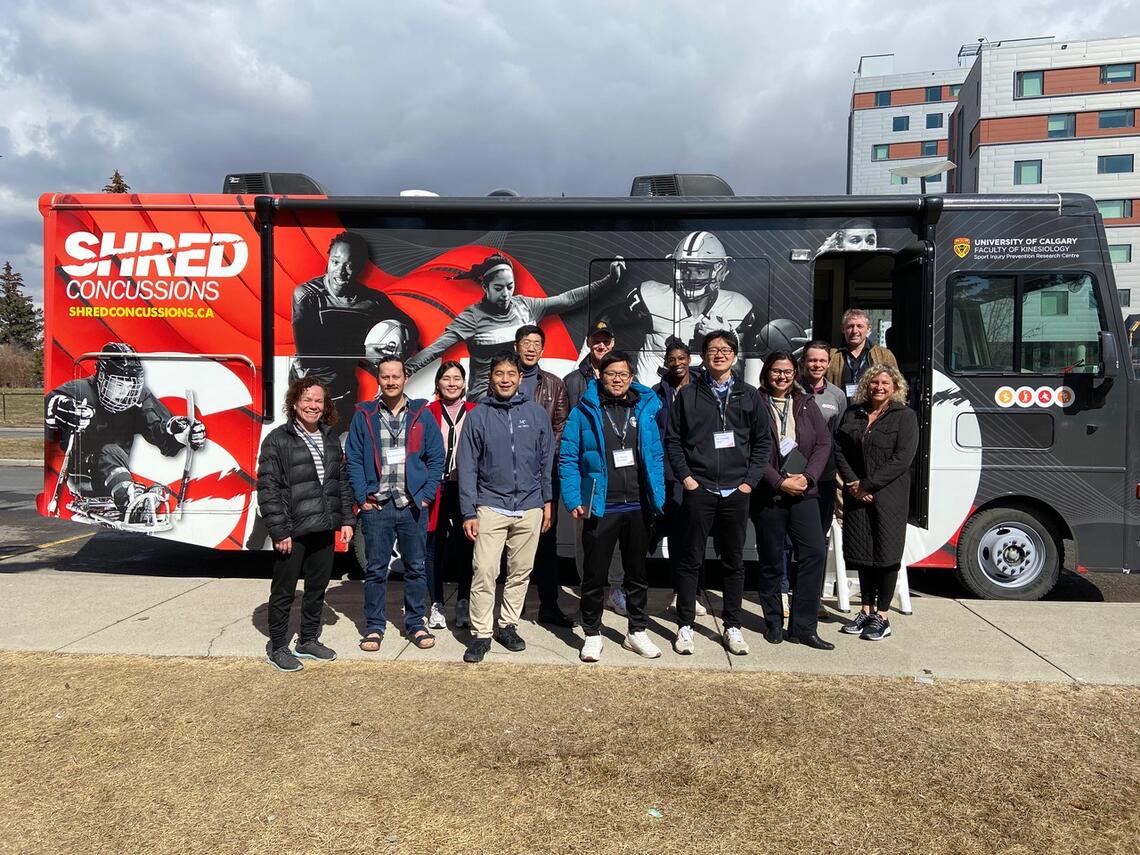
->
<box><xmin>953</xmin><ymin>236</ymin><xmax>971</xmax><ymax>258</ymax></box>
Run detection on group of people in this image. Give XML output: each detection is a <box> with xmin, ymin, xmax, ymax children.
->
<box><xmin>255</xmin><ymin>307</ymin><xmax>918</xmax><ymax>672</ymax></box>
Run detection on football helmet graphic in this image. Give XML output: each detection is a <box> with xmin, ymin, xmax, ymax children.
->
<box><xmin>671</xmin><ymin>231</ymin><xmax>731</xmax><ymax>301</ymax></box>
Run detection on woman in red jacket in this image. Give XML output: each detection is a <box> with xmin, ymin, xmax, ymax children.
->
<box><xmin>751</xmin><ymin>352</ymin><xmax>834</xmax><ymax>650</ymax></box>
<box><xmin>425</xmin><ymin>361</ymin><xmax>478</xmax><ymax>629</ymax></box>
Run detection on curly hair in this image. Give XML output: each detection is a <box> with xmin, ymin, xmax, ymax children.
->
<box><xmin>852</xmin><ymin>363</ymin><xmax>908</xmax><ymax>407</ymax></box>
<box><xmin>283</xmin><ymin>376</ymin><xmax>338</xmax><ymax>427</ymax></box>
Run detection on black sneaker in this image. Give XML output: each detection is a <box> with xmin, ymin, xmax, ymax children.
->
<box><xmin>764</xmin><ymin>623</ymin><xmax>784</xmax><ymax>645</ymax></box>
<box><xmin>860</xmin><ymin>615</ymin><xmax>892</xmax><ymax>641</ymax></box>
<box><xmin>463</xmin><ymin>638</ymin><xmax>492</xmax><ymax>663</ymax></box>
<box><xmin>494</xmin><ymin>624</ymin><xmax>526</xmax><ymax>652</ymax></box>
<box><xmin>537</xmin><ymin>608</ymin><xmax>577</xmax><ymax>628</ymax></box>
<box><xmin>266</xmin><ymin>647</ymin><xmax>303</xmax><ymax>672</ymax></box>
<box><xmin>295</xmin><ymin>639</ymin><xmax>337</xmax><ymax>661</ymax></box>
<box><xmin>840</xmin><ymin>612</ymin><xmax>872</xmax><ymax>635</ymax></box>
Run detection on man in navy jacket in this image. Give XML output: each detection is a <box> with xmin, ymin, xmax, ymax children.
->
<box><xmin>457</xmin><ymin>352</ymin><xmax>554</xmax><ymax>663</ymax></box>
<box><xmin>346</xmin><ymin>356</ymin><xmax>444</xmax><ymax>651</ymax></box>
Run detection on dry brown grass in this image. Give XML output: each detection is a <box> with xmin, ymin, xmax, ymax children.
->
<box><xmin>0</xmin><ymin>436</ymin><xmax>42</xmax><ymax>459</ymax></box>
<box><xmin>0</xmin><ymin>388</ymin><xmax>42</xmax><ymax>427</ymax></box>
<box><xmin>1</xmin><ymin>652</ymin><xmax>1137</xmax><ymax>855</ymax></box>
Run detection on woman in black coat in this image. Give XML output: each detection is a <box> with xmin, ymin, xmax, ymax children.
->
<box><xmin>751</xmin><ymin>352</ymin><xmax>834</xmax><ymax>649</ymax></box>
<box><xmin>256</xmin><ymin>377</ymin><xmax>354</xmax><ymax>672</ymax></box>
<box><xmin>833</xmin><ymin>364</ymin><xmax>918</xmax><ymax>642</ymax></box>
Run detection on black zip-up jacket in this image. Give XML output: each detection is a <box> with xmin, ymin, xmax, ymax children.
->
<box><xmin>666</xmin><ymin>376</ymin><xmax>770</xmax><ymax>493</ymax></box>
<box><xmin>256</xmin><ymin>420</ymin><xmax>355</xmax><ymax>543</ymax></box>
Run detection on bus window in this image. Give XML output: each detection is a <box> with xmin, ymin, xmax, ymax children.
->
<box><xmin>1020</xmin><ymin>274</ymin><xmax>1102</xmax><ymax>374</ymax></box>
<box><xmin>948</xmin><ymin>274</ymin><xmax>1015</xmax><ymax>372</ymax></box>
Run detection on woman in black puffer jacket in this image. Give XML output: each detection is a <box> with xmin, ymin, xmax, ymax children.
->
<box><xmin>257</xmin><ymin>377</ymin><xmax>354</xmax><ymax>672</ymax></box>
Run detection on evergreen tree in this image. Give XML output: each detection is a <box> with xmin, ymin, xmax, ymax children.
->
<box><xmin>103</xmin><ymin>170</ymin><xmax>131</xmax><ymax>193</ymax></box>
<box><xmin>0</xmin><ymin>262</ymin><xmax>41</xmax><ymax>350</ymax></box>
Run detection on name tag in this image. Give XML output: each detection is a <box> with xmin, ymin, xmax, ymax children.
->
<box><xmin>613</xmin><ymin>448</ymin><xmax>635</xmax><ymax>468</ymax></box>
<box><xmin>845</xmin><ymin>384</ymin><xmax>859</xmax><ymax>398</ymax></box>
<box><xmin>713</xmin><ymin>430</ymin><xmax>735</xmax><ymax>449</ymax></box>
<box><xmin>779</xmin><ymin>437</ymin><xmax>797</xmax><ymax>457</ymax></box>
<box><xmin>385</xmin><ymin>447</ymin><xmax>406</xmax><ymax>465</ymax></box>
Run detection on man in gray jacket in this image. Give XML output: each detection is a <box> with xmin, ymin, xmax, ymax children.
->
<box><xmin>457</xmin><ymin>352</ymin><xmax>554</xmax><ymax>663</ymax></box>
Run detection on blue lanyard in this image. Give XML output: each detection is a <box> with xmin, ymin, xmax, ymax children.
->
<box><xmin>603</xmin><ymin>403</ymin><xmax>631</xmax><ymax>448</ymax></box>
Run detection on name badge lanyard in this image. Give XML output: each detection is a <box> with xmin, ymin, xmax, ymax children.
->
<box><xmin>298</xmin><ymin>426</ymin><xmax>327</xmax><ymax>479</ymax></box>
<box><xmin>772</xmin><ymin>397</ymin><xmax>791</xmax><ymax>439</ymax></box>
<box><xmin>844</xmin><ymin>350</ymin><xmax>868</xmax><ymax>385</ymax></box>
<box><xmin>441</xmin><ymin>405</ymin><xmax>465</xmax><ymax>474</ymax></box>
<box><xmin>381</xmin><ymin>405</ymin><xmax>406</xmax><ymax>445</ymax></box>
<box><xmin>603</xmin><ymin>404</ymin><xmax>631</xmax><ymax>449</ymax></box>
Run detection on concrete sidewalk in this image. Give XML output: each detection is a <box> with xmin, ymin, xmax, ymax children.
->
<box><xmin>2</xmin><ymin>545</ymin><xmax>1137</xmax><ymax>684</ymax></box>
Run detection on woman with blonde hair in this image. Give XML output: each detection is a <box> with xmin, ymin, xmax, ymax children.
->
<box><xmin>833</xmin><ymin>364</ymin><xmax>918</xmax><ymax>642</ymax></box>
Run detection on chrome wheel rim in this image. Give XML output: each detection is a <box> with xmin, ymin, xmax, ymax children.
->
<box><xmin>975</xmin><ymin>522</ymin><xmax>1047</xmax><ymax>589</ymax></box>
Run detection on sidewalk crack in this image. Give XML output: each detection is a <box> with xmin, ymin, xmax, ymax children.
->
<box><xmin>956</xmin><ymin>600</ymin><xmax>1080</xmax><ymax>682</ymax></box>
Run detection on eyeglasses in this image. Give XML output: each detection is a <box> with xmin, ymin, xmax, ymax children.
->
<box><xmin>769</xmin><ymin>369</ymin><xmax>795</xmax><ymax>378</ymax></box>
<box><xmin>705</xmin><ymin>347</ymin><xmax>735</xmax><ymax>356</ymax></box>
<box><xmin>602</xmin><ymin>371</ymin><xmax>632</xmax><ymax>381</ymax></box>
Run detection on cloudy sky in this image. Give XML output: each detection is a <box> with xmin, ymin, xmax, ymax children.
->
<box><xmin>3</xmin><ymin>0</ymin><xmax>1140</xmax><ymax>301</ymax></box>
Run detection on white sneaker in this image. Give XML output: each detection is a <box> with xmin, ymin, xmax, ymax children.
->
<box><xmin>428</xmin><ymin>602</ymin><xmax>447</xmax><ymax>630</ymax></box>
<box><xmin>608</xmin><ymin>587</ymin><xmax>628</xmax><ymax>616</ymax></box>
<box><xmin>580</xmin><ymin>634</ymin><xmax>603</xmax><ymax>662</ymax></box>
<box><xmin>723</xmin><ymin>626</ymin><xmax>749</xmax><ymax>656</ymax></box>
<box><xmin>622</xmin><ymin>630</ymin><xmax>661</xmax><ymax>659</ymax></box>
<box><xmin>667</xmin><ymin>594</ymin><xmax>707</xmax><ymax>617</ymax></box>
<box><xmin>454</xmin><ymin>598</ymin><xmax>471</xmax><ymax>629</ymax></box>
<box><xmin>673</xmin><ymin>625</ymin><xmax>695</xmax><ymax>655</ymax></box>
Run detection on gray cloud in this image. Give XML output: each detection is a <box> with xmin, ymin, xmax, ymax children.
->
<box><xmin>4</xmin><ymin>0</ymin><xmax>1140</xmax><ymax>301</ymax></box>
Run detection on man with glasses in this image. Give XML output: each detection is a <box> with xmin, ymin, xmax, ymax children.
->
<box><xmin>825</xmin><ymin>308</ymin><xmax>898</xmax><ymax>402</ymax></box>
<box><xmin>665</xmin><ymin>330</ymin><xmax>769</xmax><ymax>656</ymax></box>
<box><xmin>514</xmin><ymin>325</ymin><xmax>575</xmax><ymax>627</ymax></box>
<box><xmin>560</xmin><ymin>351</ymin><xmax>666</xmax><ymax>661</ymax></box>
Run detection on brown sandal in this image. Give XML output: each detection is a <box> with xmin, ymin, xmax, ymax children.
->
<box><xmin>358</xmin><ymin>633</ymin><xmax>382</xmax><ymax>652</ymax></box>
<box><xmin>410</xmin><ymin>629</ymin><xmax>436</xmax><ymax>650</ymax></box>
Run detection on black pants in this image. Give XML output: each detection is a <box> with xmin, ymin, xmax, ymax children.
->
<box><xmin>676</xmin><ymin>488</ymin><xmax>748</xmax><ymax>628</ymax></box>
<box><xmin>426</xmin><ymin>481</ymin><xmax>474</xmax><ymax>602</ymax></box>
<box><xmin>754</xmin><ymin>497</ymin><xmax>826</xmax><ymax>638</ymax></box>
<box><xmin>818</xmin><ymin>477</ymin><xmax>837</xmax><ymax>538</ymax></box>
<box><xmin>855</xmin><ymin>563</ymin><xmax>900</xmax><ymax>612</ymax></box>
<box><xmin>580</xmin><ymin>509</ymin><xmax>649</xmax><ymax>634</ymax></box>
<box><xmin>267</xmin><ymin>529</ymin><xmax>335</xmax><ymax>650</ymax></box>
<box><xmin>532</xmin><ymin>503</ymin><xmax>561</xmax><ymax>610</ymax></box>
<box><xmin>663</xmin><ymin>480</ymin><xmax>702</xmax><ymax>592</ymax></box>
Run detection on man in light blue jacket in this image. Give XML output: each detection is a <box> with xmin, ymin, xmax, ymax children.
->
<box><xmin>559</xmin><ymin>351</ymin><xmax>665</xmax><ymax>662</ymax></box>
<box><xmin>457</xmin><ymin>352</ymin><xmax>553</xmax><ymax>663</ymax></box>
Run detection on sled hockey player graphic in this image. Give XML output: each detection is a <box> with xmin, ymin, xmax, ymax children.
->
<box><xmin>44</xmin><ymin>342</ymin><xmax>207</xmax><ymax>533</ymax></box>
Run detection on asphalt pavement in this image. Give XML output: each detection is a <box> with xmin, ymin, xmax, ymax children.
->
<box><xmin>2</xmin><ymin>466</ymin><xmax>1138</xmax><ymax>684</ymax></box>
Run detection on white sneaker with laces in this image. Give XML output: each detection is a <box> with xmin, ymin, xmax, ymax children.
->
<box><xmin>667</xmin><ymin>595</ymin><xmax>708</xmax><ymax>617</ymax></box>
<box><xmin>622</xmin><ymin>630</ymin><xmax>661</xmax><ymax>659</ymax></box>
<box><xmin>723</xmin><ymin>626</ymin><xmax>750</xmax><ymax>656</ymax></box>
<box><xmin>428</xmin><ymin>602</ymin><xmax>447</xmax><ymax>630</ymax></box>
<box><xmin>673</xmin><ymin>624</ymin><xmax>695</xmax><ymax>655</ymax></box>
<box><xmin>455</xmin><ymin>598</ymin><xmax>471</xmax><ymax>629</ymax></box>
<box><xmin>608</xmin><ymin>587</ymin><xmax>628</xmax><ymax>616</ymax></box>
<box><xmin>580</xmin><ymin>635</ymin><xmax>603</xmax><ymax>662</ymax></box>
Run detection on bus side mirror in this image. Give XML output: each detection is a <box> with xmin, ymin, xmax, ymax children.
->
<box><xmin>1100</xmin><ymin>330</ymin><xmax>1120</xmax><ymax>377</ymax></box>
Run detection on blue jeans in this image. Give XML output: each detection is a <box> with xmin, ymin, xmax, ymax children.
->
<box><xmin>362</xmin><ymin>501</ymin><xmax>428</xmax><ymax>635</ymax></box>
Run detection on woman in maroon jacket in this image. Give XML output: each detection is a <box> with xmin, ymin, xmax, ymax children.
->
<box><xmin>425</xmin><ymin>361</ymin><xmax>478</xmax><ymax>629</ymax></box>
<box><xmin>751</xmin><ymin>351</ymin><xmax>834</xmax><ymax>650</ymax></box>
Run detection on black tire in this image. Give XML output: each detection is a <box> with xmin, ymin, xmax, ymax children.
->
<box><xmin>954</xmin><ymin>506</ymin><xmax>1061</xmax><ymax>600</ymax></box>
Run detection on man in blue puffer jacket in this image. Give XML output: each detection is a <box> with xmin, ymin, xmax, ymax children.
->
<box><xmin>457</xmin><ymin>352</ymin><xmax>554</xmax><ymax>663</ymax></box>
<box><xmin>560</xmin><ymin>351</ymin><xmax>665</xmax><ymax>663</ymax></box>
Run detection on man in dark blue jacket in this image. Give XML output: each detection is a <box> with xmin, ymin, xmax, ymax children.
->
<box><xmin>457</xmin><ymin>352</ymin><xmax>554</xmax><ymax>663</ymax></box>
<box><xmin>561</xmin><ymin>351</ymin><xmax>665</xmax><ymax>662</ymax></box>
<box><xmin>346</xmin><ymin>356</ymin><xmax>445</xmax><ymax>652</ymax></box>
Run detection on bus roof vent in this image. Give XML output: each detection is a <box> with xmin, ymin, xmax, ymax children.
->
<box><xmin>222</xmin><ymin>172</ymin><xmax>328</xmax><ymax>195</ymax></box>
<box><xmin>630</xmin><ymin>173</ymin><xmax>734</xmax><ymax>197</ymax></box>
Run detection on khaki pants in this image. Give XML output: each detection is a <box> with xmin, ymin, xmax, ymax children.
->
<box><xmin>470</xmin><ymin>506</ymin><xmax>543</xmax><ymax>638</ymax></box>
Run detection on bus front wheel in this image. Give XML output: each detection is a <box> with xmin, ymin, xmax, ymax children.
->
<box><xmin>954</xmin><ymin>507</ymin><xmax>1060</xmax><ymax>600</ymax></box>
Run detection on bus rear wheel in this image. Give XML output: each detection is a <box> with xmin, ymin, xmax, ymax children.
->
<box><xmin>954</xmin><ymin>507</ymin><xmax>1060</xmax><ymax>600</ymax></box>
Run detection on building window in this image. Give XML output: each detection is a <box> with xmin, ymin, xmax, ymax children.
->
<box><xmin>1047</xmin><ymin>114</ymin><xmax>1075</xmax><ymax>138</ymax></box>
<box><xmin>1101</xmin><ymin>63</ymin><xmax>1136</xmax><ymax>84</ymax></box>
<box><xmin>892</xmin><ymin>115</ymin><xmax>909</xmax><ymax>132</ymax></box>
<box><xmin>1014</xmin><ymin>160</ymin><xmax>1042</xmax><ymax>185</ymax></box>
<box><xmin>925</xmin><ymin>85</ymin><xmax>941</xmax><ymax>102</ymax></box>
<box><xmin>1119</xmin><ymin>289</ymin><xmax>1132</xmax><ymax>307</ymax></box>
<box><xmin>926</xmin><ymin>113</ymin><xmax>944</xmax><ymax>129</ymax></box>
<box><xmin>875</xmin><ymin>91</ymin><xmax>891</xmax><ymax>107</ymax></box>
<box><xmin>1109</xmin><ymin>244</ymin><xmax>1133</xmax><ymax>263</ymax></box>
<box><xmin>890</xmin><ymin>174</ymin><xmax>909</xmax><ymax>185</ymax></box>
<box><xmin>921</xmin><ymin>140</ymin><xmax>938</xmax><ymax>156</ymax></box>
<box><xmin>1098</xmin><ymin>154</ymin><xmax>1135</xmax><ymax>174</ymax></box>
<box><xmin>1099</xmin><ymin>109</ymin><xmax>1136</xmax><ymax>129</ymax></box>
<box><xmin>872</xmin><ymin>144</ymin><xmax>889</xmax><ymax>161</ymax></box>
<box><xmin>1039</xmin><ymin>290</ymin><xmax>1069</xmax><ymax>317</ymax></box>
<box><xmin>1016</xmin><ymin>70</ymin><xmax>1044</xmax><ymax>98</ymax></box>
<box><xmin>950</xmin><ymin>84</ymin><xmax>962</xmax><ymax>97</ymax></box>
<box><xmin>928</xmin><ymin>172</ymin><xmax>943</xmax><ymax>183</ymax></box>
<box><xmin>1098</xmin><ymin>199</ymin><xmax>1133</xmax><ymax>219</ymax></box>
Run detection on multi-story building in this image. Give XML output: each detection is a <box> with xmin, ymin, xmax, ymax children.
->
<box><xmin>847</xmin><ymin>54</ymin><xmax>968</xmax><ymax>195</ymax></box>
<box><xmin>948</xmin><ymin>35</ymin><xmax>1140</xmax><ymax>312</ymax></box>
